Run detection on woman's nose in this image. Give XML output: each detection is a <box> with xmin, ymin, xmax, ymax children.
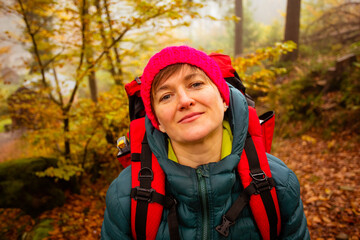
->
<box><xmin>177</xmin><ymin>90</ymin><xmax>195</xmax><ymax>110</ymax></box>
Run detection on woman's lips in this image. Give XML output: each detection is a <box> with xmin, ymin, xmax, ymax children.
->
<box><xmin>178</xmin><ymin>112</ymin><xmax>204</xmax><ymax>123</ymax></box>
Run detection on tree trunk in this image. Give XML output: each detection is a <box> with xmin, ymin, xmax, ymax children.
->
<box><xmin>63</xmin><ymin>114</ymin><xmax>71</xmax><ymax>160</ymax></box>
<box><xmin>234</xmin><ymin>0</ymin><xmax>243</xmax><ymax>57</ymax></box>
<box><xmin>104</xmin><ymin>0</ymin><xmax>123</xmax><ymax>86</ymax></box>
<box><xmin>81</xmin><ymin>0</ymin><xmax>98</xmax><ymax>102</ymax></box>
<box><xmin>88</xmin><ymin>69</ymin><xmax>98</xmax><ymax>102</ymax></box>
<box><xmin>283</xmin><ymin>0</ymin><xmax>301</xmax><ymax>61</ymax></box>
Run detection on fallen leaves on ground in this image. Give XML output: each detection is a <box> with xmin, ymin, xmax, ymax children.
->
<box><xmin>273</xmin><ymin>132</ymin><xmax>360</xmax><ymax>239</ymax></box>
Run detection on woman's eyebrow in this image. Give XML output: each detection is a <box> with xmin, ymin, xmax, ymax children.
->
<box><xmin>184</xmin><ymin>73</ymin><xmax>206</xmax><ymax>81</ymax></box>
<box><xmin>155</xmin><ymin>72</ymin><xmax>207</xmax><ymax>94</ymax></box>
<box><xmin>155</xmin><ymin>84</ymin><xmax>170</xmax><ymax>94</ymax></box>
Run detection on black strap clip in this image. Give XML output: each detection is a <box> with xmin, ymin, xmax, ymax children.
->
<box><xmin>138</xmin><ymin>167</ymin><xmax>154</xmax><ymax>181</ymax></box>
<box><xmin>216</xmin><ymin>216</ymin><xmax>235</xmax><ymax>237</ymax></box>
<box><xmin>132</xmin><ymin>186</ymin><xmax>155</xmax><ymax>202</ymax></box>
<box><xmin>250</xmin><ymin>170</ymin><xmax>274</xmax><ymax>194</ymax></box>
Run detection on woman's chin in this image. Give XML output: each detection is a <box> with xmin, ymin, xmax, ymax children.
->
<box><xmin>175</xmin><ymin>128</ymin><xmax>213</xmax><ymax>144</ymax></box>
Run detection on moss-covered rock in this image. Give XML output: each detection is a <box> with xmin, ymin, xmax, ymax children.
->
<box><xmin>22</xmin><ymin>219</ymin><xmax>53</xmax><ymax>240</ymax></box>
<box><xmin>0</xmin><ymin>157</ymin><xmax>77</xmax><ymax>217</ymax></box>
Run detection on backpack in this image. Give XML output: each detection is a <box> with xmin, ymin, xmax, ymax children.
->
<box><xmin>116</xmin><ymin>53</ymin><xmax>281</xmax><ymax>240</ymax></box>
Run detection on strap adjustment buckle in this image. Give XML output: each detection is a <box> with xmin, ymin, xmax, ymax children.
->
<box><xmin>216</xmin><ymin>216</ymin><xmax>235</xmax><ymax>237</ymax></box>
<box><xmin>138</xmin><ymin>167</ymin><xmax>153</xmax><ymax>181</ymax></box>
<box><xmin>135</xmin><ymin>76</ymin><xmax>141</xmax><ymax>84</ymax></box>
<box><xmin>250</xmin><ymin>170</ymin><xmax>274</xmax><ymax>194</ymax></box>
<box><xmin>133</xmin><ymin>186</ymin><xmax>155</xmax><ymax>202</ymax></box>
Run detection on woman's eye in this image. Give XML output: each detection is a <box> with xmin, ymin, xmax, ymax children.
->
<box><xmin>191</xmin><ymin>82</ymin><xmax>204</xmax><ymax>88</ymax></box>
<box><xmin>160</xmin><ymin>94</ymin><xmax>171</xmax><ymax>102</ymax></box>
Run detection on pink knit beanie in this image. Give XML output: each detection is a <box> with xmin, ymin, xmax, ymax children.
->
<box><xmin>140</xmin><ymin>45</ymin><xmax>230</xmax><ymax>130</ymax></box>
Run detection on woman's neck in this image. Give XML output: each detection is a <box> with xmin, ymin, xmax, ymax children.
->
<box><xmin>170</xmin><ymin>125</ymin><xmax>223</xmax><ymax>168</ymax></box>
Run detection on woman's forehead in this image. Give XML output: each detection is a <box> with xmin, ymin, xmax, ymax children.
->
<box><xmin>154</xmin><ymin>65</ymin><xmax>209</xmax><ymax>90</ymax></box>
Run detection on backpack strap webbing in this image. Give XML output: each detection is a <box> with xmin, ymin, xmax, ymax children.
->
<box><xmin>216</xmin><ymin>107</ymin><xmax>281</xmax><ymax>240</ymax></box>
<box><xmin>130</xmin><ymin>118</ymin><xmax>180</xmax><ymax>240</ymax></box>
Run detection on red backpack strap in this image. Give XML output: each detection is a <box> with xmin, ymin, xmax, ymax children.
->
<box><xmin>216</xmin><ymin>107</ymin><xmax>281</xmax><ymax>239</ymax></box>
<box><xmin>130</xmin><ymin>118</ymin><xmax>179</xmax><ymax>240</ymax></box>
<box><xmin>259</xmin><ymin>111</ymin><xmax>275</xmax><ymax>153</ymax></box>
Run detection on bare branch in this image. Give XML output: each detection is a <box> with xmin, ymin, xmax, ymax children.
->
<box><xmin>43</xmin><ymin>47</ymin><xmax>65</xmax><ymax>70</ymax></box>
<box><xmin>52</xmin><ymin>64</ymin><xmax>64</xmax><ymax>106</ymax></box>
<box><xmin>104</xmin><ymin>0</ymin><xmax>121</xmax><ymax>64</ymax></box>
<box><xmin>17</xmin><ymin>0</ymin><xmax>48</xmax><ymax>89</ymax></box>
<box><xmin>64</xmin><ymin>81</ymin><xmax>79</xmax><ymax>112</ymax></box>
<box><xmin>95</xmin><ymin>0</ymin><xmax>118</xmax><ymax>79</ymax></box>
<box><xmin>77</xmin><ymin>0</ymin><xmax>87</xmax><ymax>71</ymax></box>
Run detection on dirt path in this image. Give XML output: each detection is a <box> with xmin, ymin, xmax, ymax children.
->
<box><xmin>0</xmin><ymin>129</ymin><xmax>26</xmax><ymax>162</ymax></box>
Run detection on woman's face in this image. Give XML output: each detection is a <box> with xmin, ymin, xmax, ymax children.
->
<box><xmin>152</xmin><ymin>65</ymin><xmax>226</xmax><ymax>145</ymax></box>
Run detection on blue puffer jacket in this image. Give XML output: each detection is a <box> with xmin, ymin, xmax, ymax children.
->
<box><xmin>101</xmin><ymin>85</ymin><xmax>310</xmax><ymax>240</ymax></box>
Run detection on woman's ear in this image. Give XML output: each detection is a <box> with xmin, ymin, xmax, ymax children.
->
<box><xmin>223</xmin><ymin>101</ymin><xmax>228</xmax><ymax>112</ymax></box>
<box><xmin>159</xmin><ymin>124</ymin><xmax>166</xmax><ymax>133</ymax></box>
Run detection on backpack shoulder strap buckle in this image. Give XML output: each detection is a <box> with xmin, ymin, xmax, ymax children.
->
<box><xmin>250</xmin><ymin>170</ymin><xmax>276</xmax><ymax>194</ymax></box>
<box><xmin>250</xmin><ymin>170</ymin><xmax>268</xmax><ymax>182</ymax></box>
<box><xmin>216</xmin><ymin>215</ymin><xmax>235</xmax><ymax>237</ymax></box>
<box><xmin>131</xmin><ymin>186</ymin><xmax>155</xmax><ymax>203</ymax></box>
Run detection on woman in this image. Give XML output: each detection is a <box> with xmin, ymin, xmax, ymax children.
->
<box><xmin>101</xmin><ymin>46</ymin><xmax>310</xmax><ymax>239</ymax></box>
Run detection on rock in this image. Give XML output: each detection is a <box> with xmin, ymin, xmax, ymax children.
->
<box><xmin>22</xmin><ymin>219</ymin><xmax>53</xmax><ymax>240</ymax></box>
<box><xmin>0</xmin><ymin>157</ymin><xmax>77</xmax><ymax>217</ymax></box>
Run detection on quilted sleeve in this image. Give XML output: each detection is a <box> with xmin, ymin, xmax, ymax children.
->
<box><xmin>101</xmin><ymin>166</ymin><xmax>132</xmax><ymax>240</ymax></box>
<box><xmin>267</xmin><ymin>154</ymin><xmax>310</xmax><ymax>240</ymax></box>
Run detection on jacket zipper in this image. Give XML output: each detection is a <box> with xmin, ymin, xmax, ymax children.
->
<box><xmin>196</xmin><ymin>168</ymin><xmax>210</xmax><ymax>240</ymax></box>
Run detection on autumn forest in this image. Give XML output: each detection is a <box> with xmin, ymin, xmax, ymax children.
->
<box><xmin>0</xmin><ymin>0</ymin><xmax>359</xmax><ymax>239</ymax></box>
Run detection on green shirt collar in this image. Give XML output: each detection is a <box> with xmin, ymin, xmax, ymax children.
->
<box><xmin>168</xmin><ymin>120</ymin><xmax>233</xmax><ymax>163</ymax></box>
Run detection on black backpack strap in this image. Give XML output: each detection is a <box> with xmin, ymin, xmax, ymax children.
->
<box><xmin>245</xmin><ymin>133</ymin><xmax>278</xmax><ymax>240</ymax></box>
<box><xmin>131</xmin><ymin>133</ymin><xmax>180</xmax><ymax>240</ymax></box>
<box><xmin>133</xmin><ymin>132</ymin><xmax>153</xmax><ymax>240</ymax></box>
<box><xmin>216</xmin><ymin>133</ymin><xmax>277</xmax><ymax>238</ymax></box>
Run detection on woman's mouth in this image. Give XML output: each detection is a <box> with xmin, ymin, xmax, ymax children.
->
<box><xmin>178</xmin><ymin>112</ymin><xmax>204</xmax><ymax>123</ymax></box>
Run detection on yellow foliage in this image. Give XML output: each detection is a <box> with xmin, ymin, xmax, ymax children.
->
<box><xmin>301</xmin><ymin>135</ymin><xmax>317</xmax><ymax>144</ymax></box>
<box><xmin>233</xmin><ymin>41</ymin><xmax>296</xmax><ymax>99</ymax></box>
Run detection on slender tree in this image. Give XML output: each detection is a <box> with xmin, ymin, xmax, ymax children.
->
<box><xmin>283</xmin><ymin>0</ymin><xmax>301</xmax><ymax>61</ymax></box>
<box><xmin>234</xmin><ymin>0</ymin><xmax>243</xmax><ymax>57</ymax></box>
<box><xmin>79</xmin><ymin>0</ymin><xmax>98</xmax><ymax>102</ymax></box>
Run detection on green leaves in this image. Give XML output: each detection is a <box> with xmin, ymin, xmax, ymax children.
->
<box><xmin>36</xmin><ymin>164</ymin><xmax>83</xmax><ymax>181</ymax></box>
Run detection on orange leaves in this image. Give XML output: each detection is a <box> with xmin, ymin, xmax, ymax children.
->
<box><xmin>39</xmin><ymin>178</ymin><xmax>108</xmax><ymax>240</ymax></box>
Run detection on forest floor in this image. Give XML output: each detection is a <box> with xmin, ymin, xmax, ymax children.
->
<box><xmin>273</xmin><ymin>132</ymin><xmax>360</xmax><ymax>240</ymax></box>
<box><xmin>0</xmin><ymin>132</ymin><xmax>359</xmax><ymax>240</ymax></box>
